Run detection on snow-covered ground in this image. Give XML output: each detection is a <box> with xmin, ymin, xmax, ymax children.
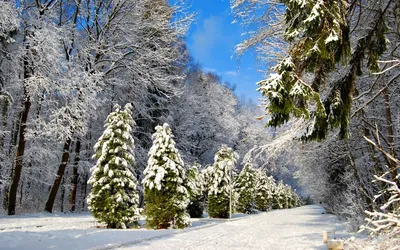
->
<box><xmin>0</xmin><ymin>205</ymin><xmax>350</xmax><ymax>250</ymax></box>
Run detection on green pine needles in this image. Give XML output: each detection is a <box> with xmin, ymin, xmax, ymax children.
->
<box><xmin>257</xmin><ymin>0</ymin><xmax>388</xmax><ymax>140</ymax></box>
<box><xmin>235</xmin><ymin>161</ymin><xmax>257</xmax><ymax>213</ymax></box>
<box><xmin>186</xmin><ymin>163</ymin><xmax>205</xmax><ymax>218</ymax></box>
<box><xmin>87</xmin><ymin>103</ymin><xmax>141</xmax><ymax>229</ymax></box>
<box><xmin>208</xmin><ymin>145</ymin><xmax>239</xmax><ymax>218</ymax></box>
<box><xmin>142</xmin><ymin>123</ymin><xmax>190</xmax><ymax>229</ymax></box>
<box><xmin>254</xmin><ymin>169</ymin><xmax>276</xmax><ymax>211</ymax></box>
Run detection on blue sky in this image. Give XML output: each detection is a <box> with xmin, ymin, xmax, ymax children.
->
<box><xmin>185</xmin><ymin>0</ymin><xmax>264</xmax><ymax>101</ymax></box>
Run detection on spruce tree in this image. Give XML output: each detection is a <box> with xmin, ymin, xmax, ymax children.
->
<box><xmin>235</xmin><ymin>161</ymin><xmax>257</xmax><ymax>213</ymax></box>
<box><xmin>87</xmin><ymin>104</ymin><xmax>140</xmax><ymax>229</ymax></box>
<box><xmin>142</xmin><ymin>123</ymin><xmax>190</xmax><ymax>229</ymax></box>
<box><xmin>186</xmin><ymin>163</ymin><xmax>204</xmax><ymax>218</ymax></box>
<box><xmin>208</xmin><ymin>145</ymin><xmax>238</xmax><ymax>218</ymax></box>
<box><xmin>275</xmin><ymin>181</ymin><xmax>287</xmax><ymax>209</ymax></box>
<box><xmin>232</xmin><ymin>0</ymin><xmax>394</xmax><ymax>140</ymax></box>
<box><xmin>255</xmin><ymin>170</ymin><xmax>276</xmax><ymax>211</ymax></box>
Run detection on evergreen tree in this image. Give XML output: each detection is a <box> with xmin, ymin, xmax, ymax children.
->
<box><xmin>186</xmin><ymin>163</ymin><xmax>204</xmax><ymax>218</ymax></box>
<box><xmin>201</xmin><ymin>165</ymin><xmax>214</xmax><ymax>214</ymax></box>
<box><xmin>87</xmin><ymin>104</ymin><xmax>140</xmax><ymax>229</ymax></box>
<box><xmin>142</xmin><ymin>123</ymin><xmax>190</xmax><ymax>229</ymax></box>
<box><xmin>208</xmin><ymin>145</ymin><xmax>239</xmax><ymax>218</ymax></box>
<box><xmin>235</xmin><ymin>161</ymin><xmax>257</xmax><ymax>213</ymax></box>
<box><xmin>255</xmin><ymin>170</ymin><xmax>276</xmax><ymax>211</ymax></box>
<box><xmin>233</xmin><ymin>0</ymin><xmax>395</xmax><ymax>140</ymax></box>
<box><xmin>275</xmin><ymin>181</ymin><xmax>288</xmax><ymax>209</ymax></box>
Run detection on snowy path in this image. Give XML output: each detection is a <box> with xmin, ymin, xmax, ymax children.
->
<box><xmin>118</xmin><ymin>205</ymin><xmax>350</xmax><ymax>250</ymax></box>
<box><xmin>0</xmin><ymin>205</ymin><xmax>349</xmax><ymax>250</ymax></box>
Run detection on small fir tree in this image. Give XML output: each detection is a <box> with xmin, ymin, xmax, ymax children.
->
<box><xmin>235</xmin><ymin>161</ymin><xmax>257</xmax><ymax>213</ymax></box>
<box><xmin>201</xmin><ymin>165</ymin><xmax>214</xmax><ymax>213</ymax></box>
<box><xmin>142</xmin><ymin>123</ymin><xmax>190</xmax><ymax>229</ymax></box>
<box><xmin>208</xmin><ymin>145</ymin><xmax>239</xmax><ymax>218</ymax></box>
<box><xmin>186</xmin><ymin>163</ymin><xmax>204</xmax><ymax>218</ymax></box>
<box><xmin>255</xmin><ymin>170</ymin><xmax>276</xmax><ymax>211</ymax></box>
<box><xmin>87</xmin><ymin>103</ymin><xmax>140</xmax><ymax>229</ymax></box>
<box><xmin>275</xmin><ymin>181</ymin><xmax>288</xmax><ymax>209</ymax></box>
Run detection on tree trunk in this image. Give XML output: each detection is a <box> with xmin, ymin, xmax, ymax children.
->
<box><xmin>8</xmin><ymin>94</ymin><xmax>31</xmax><ymax>215</ymax></box>
<box><xmin>3</xmin><ymin>117</ymin><xmax>20</xmax><ymax>211</ymax></box>
<box><xmin>69</xmin><ymin>139</ymin><xmax>81</xmax><ymax>212</ymax></box>
<box><xmin>19</xmin><ymin>179</ymin><xmax>23</xmax><ymax>209</ymax></box>
<box><xmin>345</xmin><ymin>142</ymin><xmax>373</xmax><ymax>211</ymax></box>
<box><xmin>81</xmin><ymin>173</ymin><xmax>88</xmax><ymax>211</ymax></box>
<box><xmin>8</xmin><ymin>29</ymin><xmax>33</xmax><ymax>215</ymax></box>
<box><xmin>60</xmin><ymin>176</ymin><xmax>66</xmax><ymax>212</ymax></box>
<box><xmin>383</xmin><ymin>89</ymin><xmax>397</xmax><ymax>183</ymax></box>
<box><xmin>44</xmin><ymin>137</ymin><xmax>72</xmax><ymax>213</ymax></box>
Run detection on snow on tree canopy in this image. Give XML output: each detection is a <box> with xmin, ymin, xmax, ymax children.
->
<box><xmin>254</xmin><ymin>169</ymin><xmax>276</xmax><ymax>211</ymax></box>
<box><xmin>186</xmin><ymin>163</ymin><xmax>205</xmax><ymax>218</ymax></box>
<box><xmin>0</xmin><ymin>1</ymin><xmax>19</xmax><ymax>41</ymax></box>
<box><xmin>87</xmin><ymin>103</ymin><xmax>140</xmax><ymax>229</ymax></box>
<box><xmin>208</xmin><ymin>145</ymin><xmax>239</xmax><ymax>218</ymax></box>
<box><xmin>142</xmin><ymin>123</ymin><xmax>190</xmax><ymax>229</ymax></box>
<box><xmin>235</xmin><ymin>160</ymin><xmax>257</xmax><ymax>213</ymax></box>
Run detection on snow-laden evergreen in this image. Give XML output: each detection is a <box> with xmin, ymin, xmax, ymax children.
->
<box><xmin>208</xmin><ymin>145</ymin><xmax>239</xmax><ymax>218</ymax></box>
<box><xmin>142</xmin><ymin>123</ymin><xmax>190</xmax><ymax>229</ymax></box>
<box><xmin>274</xmin><ymin>181</ymin><xmax>287</xmax><ymax>209</ymax></box>
<box><xmin>186</xmin><ymin>163</ymin><xmax>204</xmax><ymax>218</ymax></box>
<box><xmin>87</xmin><ymin>103</ymin><xmax>140</xmax><ymax>229</ymax></box>
<box><xmin>235</xmin><ymin>160</ymin><xmax>257</xmax><ymax>213</ymax></box>
<box><xmin>254</xmin><ymin>169</ymin><xmax>276</xmax><ymax>211</ymax></box>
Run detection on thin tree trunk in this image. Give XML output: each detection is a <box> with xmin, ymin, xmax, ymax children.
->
<box><xmin>60</xmin><ymin>176</ymin><xmax>66</xmax><ymax>212</ymax></box>
<box><xmin>44</xmin><ymin>137</ymin><xmax>72</xmax><ymax>213</ymax></box>
<box><xmin>19</xmin><ymin>179</ymin><xmax>23</xmax><ymax>209</ymax></box>
<box><xmin>3</xmin><ymin>117</ymin><xmax>20</xmax><ymax>211</ymax></box>
<box><xmin>8</xmin><ymin>91</ymin><xmax>31</xmax><ymax>215</ymax></box>
<box><xmin>7</xmin><ymin>27</ymin><xmax>33</xmax><ymax>215</ymax></box>
<box><xmin>383</xmin><ymin>89</ymin><xmax>397</xmax><ymax>183</ymax></box>
<box><xmin>69</xmin><ymin>139</ymin><xmax>81</xmax><ymax>212</ymax></box>
<box><xmin>81</xmin><ymin>173</ymin><xmax>88</xmax><ymax>211</ymax></box>
<box><xmin>345</xmin><ymin>142</ymin><xmax>373</xmax><ymax>210</ymax></box>
<box><xmin>383</xmin><ymin>89</ymin><xmax>399</xmax><ymax>211</ymax></box>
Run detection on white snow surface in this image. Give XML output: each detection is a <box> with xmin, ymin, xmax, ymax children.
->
<box><xmin>0</xmin><ymin>205</ymin><xmax>351</xmax><ymax>250</ymax></box>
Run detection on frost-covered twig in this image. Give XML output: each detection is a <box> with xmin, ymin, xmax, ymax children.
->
<box><xmin>360</xmin><ymin>136</ymin><xmax>399</xmax><ymax>236</ymax></box>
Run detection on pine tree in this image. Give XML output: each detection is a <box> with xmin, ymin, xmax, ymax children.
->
<box><xmin>233</xmin><ymin>0</ymin><xmax>395</xmax><ymax>140</ymax></box>
<box><xmin>235</xmin><ymin>161</ymin><xmax>257</xmax><ymax>213</ymax></box>
<box><xmin>275</xmin><ymin>181</ymin><xmax>288</xmax><ymax>209</ymax></box>
<box><xmin>87</xmin><ymin>104</ymin><xmax>140</xmax><ymax>229</ymax></box>
<box><xmin>208</xmin><ymin>145</ymin><xmax>239</xmax><ymax>218</ymax></box>
<box><xmin>186</xmin><ymin>163</ymin><xmax>204</xmax><ymax>218</ymax></box>
<box><xmin>142</xmin><ymin>123</ymin><xmax>190</xmax><ymax>229</ymax></box>
<box><xmin>255</xmin><ymin>170</ymin><xmax>276</xmax><ymax>211</ymax></box>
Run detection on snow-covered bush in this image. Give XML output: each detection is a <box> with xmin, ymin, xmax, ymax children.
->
<box><xmin>255</xmin><ymin>170</ymin><xmax>276</xmax><ymax>211</ymax></box>
<box><xmin>235</xmin><ymin>161</ymin><xmax>257</xmax><ymax>213</ymax></box>
<box><xmin>186</xmin><ymin>163</ymin><xmax>204</xmax><ymax>218</ymax></box>
<box><xmin>360</xmin><ymin>171</ymin><xmax>400</xmax><ymax>237</ymax></box>
<box><xmin>142</xmin><ymin>123</ymin><xmax>190</xmax><ymax>229</ymax></box>
<box><xmin>87</xmin><ymin>104</ymin><xmax>141</xmax><ymax>229</ymax></box>
<box><xmin>208</xmin><ymin>145</ymin><xmax>239</xmax><ymax>218</ymax></box>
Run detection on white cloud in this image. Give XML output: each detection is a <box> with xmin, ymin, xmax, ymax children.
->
<box><xmin>224</xmin><ymin>71</ymin><xmax>239</xmax><ymax>77</ymax></box>
<box><xmin>204</xmin><ymin>67</ymin><xmax>218</xmax><ymax>73</ymax></box>
<box><xmin>191</xmin><ymin>16</ymin><xmax>224</xmax><ymax>59</ymax></box>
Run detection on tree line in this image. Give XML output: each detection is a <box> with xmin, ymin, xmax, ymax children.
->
<box><xmin>88</xmin><ymin>104</ymin><xmax>300</xmax><ymax>229</ymax></box>
<box><xmin>231</xmin><ymin>0</ymin><xmax>400</xmax><ymax>240</ymax></box>
<box><xmin>0</xmin><ymin>0</ymin><xmax>279</xmax><ymax>216</ymax></box>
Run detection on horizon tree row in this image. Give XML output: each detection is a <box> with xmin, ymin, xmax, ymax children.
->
<box><xmin>0</xmin><ymin>0</ymin><xmax>274</xmax><ymax>216</ymax></box>
<box><xmin>88</xmin><ymin>104</ymin><xmax>300</xmax><ymax>229</ymax></box>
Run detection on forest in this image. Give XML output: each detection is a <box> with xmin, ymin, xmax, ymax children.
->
<box><xmin>0</xmin><ymin>0</ymin><xmax>399</xmax><ymax>247</ymax></box>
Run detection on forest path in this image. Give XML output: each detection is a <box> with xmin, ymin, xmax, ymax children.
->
<box><xmin>118</xmin><ymin>205</ymin><xmax>349</xmax><ymax>250</ymax></box>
